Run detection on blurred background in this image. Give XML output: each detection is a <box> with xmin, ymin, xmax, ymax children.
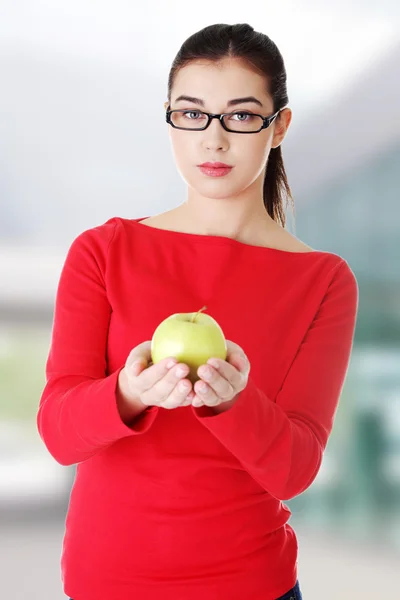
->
<box><xmin>1</xmin><ymin>1</ymin><xmax>400</xmax><ymax>599</ymax></box>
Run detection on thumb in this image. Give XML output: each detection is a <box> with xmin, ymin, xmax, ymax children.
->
<box><xmin>230</xmin><ymin>352</ymin><xmax>247</xmax><ymax>373</ymax></box>
<box><xmin>126</xmin><ymin>341</ymin><xmax>152</xmax><ymax>375</ymax></box>
<box><xmin>129</xmin><ymin>356</ymin><xmax>148</xmax><ymax>376</ymax></box>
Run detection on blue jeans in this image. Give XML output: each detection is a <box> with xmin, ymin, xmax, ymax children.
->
<box><xmin>69</xmin><ymin>579</ymin><xmax>303</xmax><ymax>599</ymax></box>
<box><xmin>276</xmin><ymin>578</ymin><xmax>303</xmax><ymax>599</ymax></box>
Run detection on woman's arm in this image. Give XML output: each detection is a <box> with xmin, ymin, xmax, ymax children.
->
<box><xmin>37</xmin><ymin>220</ymin><xmax>158</xmax><ymax>467</ymax></box>
<box><xmin>193</xmin><ymin>260</ymin><xmax>359</xmax><ymax>501</ymax></box>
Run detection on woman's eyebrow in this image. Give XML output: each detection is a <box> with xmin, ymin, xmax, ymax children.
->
<box><xmin>174</xmin><ymin>94</ymin><xmax>264</xmax><ymax>108</ymax></box>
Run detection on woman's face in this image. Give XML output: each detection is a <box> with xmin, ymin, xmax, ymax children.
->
<box><xmin>164</xmin><ymin>57</ymin><xmax>292</xmax><ymax>204</ymax></box>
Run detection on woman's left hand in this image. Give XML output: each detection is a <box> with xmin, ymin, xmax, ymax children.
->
<box><xmin>192</xmin><ymin>340</ymin><xmax>250</xmax><ymax>411</ymax></box>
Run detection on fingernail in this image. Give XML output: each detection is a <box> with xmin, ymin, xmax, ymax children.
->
<box><xmin>207</xmin><ymin>359</ymin><xmax>219</xmax><ymax>369</ymax></box>
<box><xmin>201</xmin><ymin>368</ymin><xmax>212</xmax><ymax>380</ymax></box>
<box><xmin>132</xmin><ymin>359</ymin><xmax>144</xmax><ymax>369</ymax></box>
<box><xmin>167</xmin><ymin>358</ymin><xmax>177</xmax><ymax>369</ymax></box>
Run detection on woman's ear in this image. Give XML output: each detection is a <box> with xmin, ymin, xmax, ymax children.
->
<box><xmin>271</xmin><ymin>108</ymin><xmax>292</xmax><ymax>149</ymax></box>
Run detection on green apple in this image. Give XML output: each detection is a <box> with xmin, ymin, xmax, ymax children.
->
<box><xmin>151</xmin><ymin>306</ymin><xmax>227</xmax><ymax>384</ymax></box>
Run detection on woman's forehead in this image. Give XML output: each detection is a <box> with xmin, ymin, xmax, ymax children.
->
<box><xmin>172</xmin><ymin>62</ymin><xmax>269</xmax><ymax>103</ymax></box>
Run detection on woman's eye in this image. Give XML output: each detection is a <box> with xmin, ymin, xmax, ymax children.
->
<box><xmin>183</xmin><ymin>111</ymin><xmax>203</xmax><ymax>120</ymax></box>
<box><xmin>231</xmin><ymin>112</ymin><xmax>252</xmax><ymax>121</ymax></box>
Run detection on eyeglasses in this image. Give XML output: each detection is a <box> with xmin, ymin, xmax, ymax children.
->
<box><xmin>165</xmin><ymin>105</ymin><xmax>282</xmax><ymax>134</ymax></box>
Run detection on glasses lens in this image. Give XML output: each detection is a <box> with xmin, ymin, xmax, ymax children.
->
<box><xmin>170</xmin><ymin>110</ymin><xmax>209</xmax><ymax>129</ymax></box>
<box><xmin>170</xmin><ymin>110</ymin><xmax>264</xmax><ymax>132</ymax></box>
<box><xmin>223</xmin><ymin>112</ymin><xmax>264</xmax><ymax>132</ymax></box>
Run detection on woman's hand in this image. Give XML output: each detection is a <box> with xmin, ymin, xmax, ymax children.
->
<box><xmin>191</xmin><ymin>340</ymin><xmax>250</xmax><ymax>411</ymax></box>
<box><xmin>120</xmin><ymin>341</ymin><xmax>195</xmax><ymax>413</ymax></box>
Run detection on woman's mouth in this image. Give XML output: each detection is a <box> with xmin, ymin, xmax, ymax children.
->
<box><xmin>198</xmin><ymin>164</ymin><xmax>233</xmax><ymax>177</ymax></box>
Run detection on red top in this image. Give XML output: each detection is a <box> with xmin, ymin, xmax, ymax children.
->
<box><xmin>37</xmin><ymin>216</ymin><xmax>359</xmax><ymax>600</ymax></box>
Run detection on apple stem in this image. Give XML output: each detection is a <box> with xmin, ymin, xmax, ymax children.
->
<box><xmin>191</xmin><ymin>305</ymin><xmax>207</xmax><ymax>323</ymax></box>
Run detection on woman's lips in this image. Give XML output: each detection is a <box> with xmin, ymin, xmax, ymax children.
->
<box><xmin>198</xmin><ymin>165</ymin><xmax>233</xmax><ymax>177</ymax></box>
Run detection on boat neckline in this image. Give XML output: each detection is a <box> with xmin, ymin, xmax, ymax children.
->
<box><xmin>129</xmin><ymin>217</ymin><xmax>327</xmax><ymax>256</ymax></box>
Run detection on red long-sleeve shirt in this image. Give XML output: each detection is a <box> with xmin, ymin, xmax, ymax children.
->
<box><xmin>37</xmin><ymin>216</ymin><xmax>359</xmax><ymax>600</ymax></box>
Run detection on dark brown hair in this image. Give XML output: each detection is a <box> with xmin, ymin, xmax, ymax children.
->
<box><xmin>167</xmin><ymin>23</ymin><xmax>295</xmax><ymax>229</ymax></box>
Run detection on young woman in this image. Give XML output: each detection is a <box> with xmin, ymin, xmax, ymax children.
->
<box><xmin>37</xmin><ymin>23</ymin><xmax>359</xmax><ymax>600</ymax></box>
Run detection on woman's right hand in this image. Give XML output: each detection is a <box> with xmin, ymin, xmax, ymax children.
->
<box><xmin>120</xmin><ymin>340</ymin><xmax>196</xmax><ymax>411</ymax></box>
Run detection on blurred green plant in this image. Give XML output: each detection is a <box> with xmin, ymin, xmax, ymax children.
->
<box><xmin>0</xmin><ymin>328</ymin><xmax>51</xmax><ymax>423</ymax></box>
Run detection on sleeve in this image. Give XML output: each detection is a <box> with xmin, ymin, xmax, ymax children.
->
<box><xmin>36</xmin><ymin>219</ymin><xmax>159</xmax><ymax>467</ymax></box>
<box><xmin>192</xmin><ymin>260</ymin><xmax>359</xmax><ymax>501</ymax></box>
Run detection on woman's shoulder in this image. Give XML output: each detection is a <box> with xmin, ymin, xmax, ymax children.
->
<box><xmin>70</xmin><ymin>216</ymin><xmax>128</xmax><ymax>248</ymax></box>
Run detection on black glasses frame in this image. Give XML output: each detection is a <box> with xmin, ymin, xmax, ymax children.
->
<box><xmin>165</xmin><ymin>105</ymin><xmax>283</xmax><ymax>134</ymax></box>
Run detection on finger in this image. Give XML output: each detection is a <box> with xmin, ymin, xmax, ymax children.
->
<box><xmin>197</xmin><ymin>364</ymin><xmax>234</xmax><ymax>401</ymax></box>
<box><xmin>193</xmin><ymin>379</ymin><xmax>219</xmax><ymax>406</ymax></box>
<box><xmin>126</xmin><ymin>341</ymin><xmax>152</xmax><ymax>368</ymax></box>
<box><xmin>206</xmin><ymin>354</ymin><xmax>247</xmax><ymax>391</ymax></box>
<box><xmin>225</xmin><ymin>339</ymin><xmax>245</xmax><ymax>357</ymax></box>
<box><xmin>182</xmin><ymin>389</ymin><xmax>196</xmax><ymax>407</ymax></box>
<box><xmin>191</xmin><ymin>394</ymin><xmax>204</xmax><ymax>408</ymax></box>
<box><xmin>160</xmin><ymin>377</ymin><xmax>194</xmax><ymax>409</ymax></box>
<box><xmin>132</xmin><ymin>355</ymin><xmax>178</xmax><ymax>393</ymax></box>
<box><xmin>129</xmin><ymin>356</ymin><xmax>148</xmax><ymax>378</ymax></box>
<box><xmin>169</xmin><ymin>386</ymin><xmax>195</xmax><ymax>409</ymax></box>
<box><xmin>142</xmin><ymin>362</ymin><xmax>191</xmax><ymax>406</ymax></box>
<box><xmin>227</xmin><ymin>352</ymin><xmax>249</xmax><ymax>380</ymax></box>
<box><xmin>225</xmin><ymin>342</ymin><xmax>250</xmax><ymax>372</ymax></box>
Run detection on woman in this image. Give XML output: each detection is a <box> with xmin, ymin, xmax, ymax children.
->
<box><xmin>37</xmin><ymin>23</ymin><xmax>359</xmax><ymax>600</ymax></box>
